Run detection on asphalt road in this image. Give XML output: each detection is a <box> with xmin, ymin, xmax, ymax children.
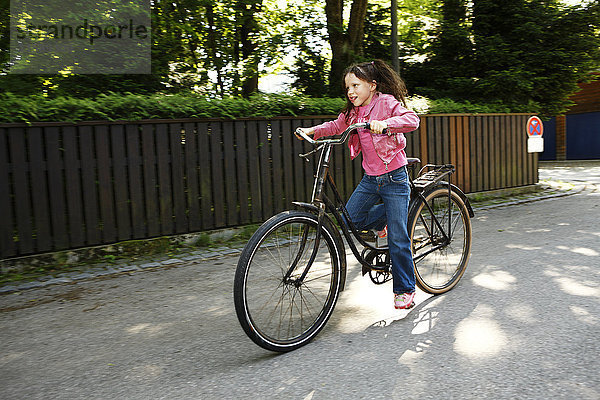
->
<box><xmin>1</xmin><ymin>162</ymin><xmax>599</xmax><ymax>400</ymax></box>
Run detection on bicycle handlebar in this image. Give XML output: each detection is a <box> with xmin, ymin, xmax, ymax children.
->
<box><xmin>295</xmin><ymin>122</ymin><xmax>388</xmax><ymax>146</ymax></box>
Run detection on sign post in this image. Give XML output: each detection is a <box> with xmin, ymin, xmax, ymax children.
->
<box><xmin>526</xmin><ymin>116</ymin><xmax>544</xmax><ymax>153</ymax></box>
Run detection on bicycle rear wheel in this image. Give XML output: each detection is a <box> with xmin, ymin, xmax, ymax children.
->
<box><xmin>233</xmin><ymin>210</ymin><xmax>343</xmax><ymax>352</ymax></box>
<box><xmin>408</xmin><ymin>186</ymin><xmax>472</xmax><ymax>294</ymax></box>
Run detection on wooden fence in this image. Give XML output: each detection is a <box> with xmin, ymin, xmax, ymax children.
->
<box><xmin>0</xmin><ymin>114</ymin><xmax>537</xmax><ymax>259</ymax></box>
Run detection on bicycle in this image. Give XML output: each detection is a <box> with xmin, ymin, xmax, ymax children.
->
<box><xmin>233</xmin><ymin>123</ymin><xmax>474</xmax><ymax>352</ymax></box>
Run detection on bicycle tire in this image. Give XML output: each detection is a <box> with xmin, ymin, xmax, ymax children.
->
<box><xmin>233</xmin><ymin>210</ymin><xmax>343</xmax><ymax>352</ymax></box>
<box><xmin>408</xmin><ymin>185</ymin><xmax>472</xmax><ymax>294</ymax></box>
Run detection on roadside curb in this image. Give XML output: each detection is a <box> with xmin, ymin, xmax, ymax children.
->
<box><xmin>471</xmin><ymin>183</ymin><xmax>589</xmax><ymax>212</ymax></box>
<box><xmin>0</xmin><ymin>247</ymin><xmax>244</xmax><ymax>295</ymax></box>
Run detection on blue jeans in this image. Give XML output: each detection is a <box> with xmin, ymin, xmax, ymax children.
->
<box><xmin>345</xmin><ymin>167</ymin><xmax>415</xmax><ymax>294</ymax></box>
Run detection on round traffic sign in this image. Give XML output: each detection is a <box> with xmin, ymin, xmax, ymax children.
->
<box><xmin>526</xmin><ymin>116</ymin><xmax>543</xmax><ymax>137</ymax></box>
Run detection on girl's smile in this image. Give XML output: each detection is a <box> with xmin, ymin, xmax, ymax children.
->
<box><xmin>345</xmin><ymin>73</ymin><xmax>377</xmax><ymax>107</ymax></box>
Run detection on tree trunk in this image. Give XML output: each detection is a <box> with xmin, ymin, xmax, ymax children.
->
<box><xmin>325</xmin><ymin>0</ymin><xmax>368</xmax><ymax>97</ymax></box>
<box><xmin>237</xmin><ymin>0</ymin><xmax>262</xmax><ymax>97</ymax></box>
<box><xmin>206</xmin><ymin>4</ymin><xmax>225</xmax><ymax>96</ymax></box>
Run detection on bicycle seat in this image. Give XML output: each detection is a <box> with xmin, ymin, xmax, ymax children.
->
<box><xmin>407</xmin><ymin>157</ymin><xmax>421</xmax><ymax>167</ymax></box>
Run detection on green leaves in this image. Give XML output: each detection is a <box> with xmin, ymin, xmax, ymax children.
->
<box><xmin>0</xmin><ymin>92</ymin><xmax>534</xmax><ymax>123</ymax></box>
<box><xmin>0</xmin><ymin>92</ymin><xmax>347</xmax><ymax>123</ymax></box>
<box><xmin>404</xmin><ymin>0</ymin><xmax>600</xmax><ymax>117</ymax></box>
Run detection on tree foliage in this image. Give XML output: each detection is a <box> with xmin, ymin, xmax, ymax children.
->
<box><xmin>285</xmin><ymin>0</ymin><xmax>330</xmax><ymax>97</ymax></box>
<box><xmin>0</xmin><ymin>0</ymin><xmax>598</xmax><ymax>116</ymax></box>
<box><xmin>406</xmin><ymin>0</ymin><xmax>600</xmax><ymax>116</ymax></box>
<box><xmin>0</xmin><ymin>0</ymin><xmax>286</xmax><ymax>98</ymax></box>
<box><xmin>0</xmin><ymin>0</ymin><xmax>163</xmax><ymax>97</ymax></box>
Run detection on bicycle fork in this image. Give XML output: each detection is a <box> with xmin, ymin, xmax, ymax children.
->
<box><xmin>284</xmin><ymin>145</ymin><xmax>332</xmax><ymax>286</ymax></box>
<box><xmin>282</xmin><ymin>203</ymin><xmax>327</xmax><ymax>287</ymax></box>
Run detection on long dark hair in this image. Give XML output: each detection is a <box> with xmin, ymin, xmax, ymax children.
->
<box><xmin>341</xmin><ymin>59</ymin><xmax>408</xmax><ymax>120</ymax></box>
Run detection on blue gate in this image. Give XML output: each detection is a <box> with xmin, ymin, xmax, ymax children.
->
<box><xmin>566</xmin><ymin>112</ymin><xmax>600</xmax><ymax>160</ymax></box>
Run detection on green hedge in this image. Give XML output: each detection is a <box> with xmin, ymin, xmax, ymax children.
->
<box><xmin>0</xmin><ymin>92</ymin><xmax>527</xmax><ymax>124</ymax></box>
<box><xmin>0</xmin><ymin>92</ymin><xmax>348</xmax><ymax>123</ymax></box>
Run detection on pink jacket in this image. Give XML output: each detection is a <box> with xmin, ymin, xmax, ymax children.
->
<box><xmin>312</xmin><ymin>93</ymin><xmax>420</xmax><ymax>170</ymax></box>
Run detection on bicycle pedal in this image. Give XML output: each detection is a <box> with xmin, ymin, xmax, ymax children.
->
<box><xmin>359</xmin><ymin>231</ymin><xmax>376</xmax><ymax>242</ymax></box>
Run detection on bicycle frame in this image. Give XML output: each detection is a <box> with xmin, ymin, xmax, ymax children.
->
<box><xmin>234</xmin><ymin>127</ymin><xmax>474</xmax><ymax>352</ymax></box>
<box><xmin>318</xmin><ymin>163</ymin><xmax>453</xmax><ymax>269</ymax></box>
<box><xmin>290</xmin><ymin>123</ymin><xmax>466</xmax><ymax>283</ymax></box>
<box><xmin>297</xmin><ymin>124</ymin><xmax>381</xmax><ymax>269</ymax></box>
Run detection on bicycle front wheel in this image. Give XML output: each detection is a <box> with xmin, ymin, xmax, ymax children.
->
<box><xmin>233</xmin><ymin>210</ymin><xmax>343</xmax><ymax>352</ymax></box>
<box><xmin>408</xmin><ymin>186</ymin><xmax>472</xmax><ymax>294</ymax></box>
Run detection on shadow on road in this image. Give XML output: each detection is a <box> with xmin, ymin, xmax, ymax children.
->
<box><xmin>1</xmin><ymin>188</ymin><xmax>599</xmax><ymax>399</ymax></box>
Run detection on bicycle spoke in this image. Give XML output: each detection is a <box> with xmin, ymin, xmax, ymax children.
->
<box><xmin>294</xmin><ymin>287</ymin><xmax>317</xmax><ymax>328</ymax></box>
<box><xmin>410</xmin><ymin>188</ymin><xmax>471</xmax><ymax>293</ymax></box>
<box><xmin>301</xmin><ymin>271</ymin><xmax>333</xmax><ymax>285</ymax></box>
<box><xmin>259</xmin><ymin>284</ymin><xmax>288</xmax><ymax>335</ymax></box>
<box><xmin>254</xmin><ymin>280</ymin><xmax>285</xmax><ymax>315</ymax></box>
<box><xmin>449</xmin><ymin>207</ymin><xmax>463</xmax><ymax>237</ymax></box>
<box><xmin>235</xmin><ymin>213</ymin><xmax>341</xmax><ymax>349</ymax></box>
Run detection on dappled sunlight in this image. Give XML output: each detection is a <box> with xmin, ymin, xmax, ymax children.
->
<box><xmin>336</xmin><ymin>258</ymin><xmax>437</xmax><ymax>333</ymax></box>
<box><xmin>542</xmin><ymin>249</ymin><xmax>563</xmax><ymax>256</ymax></box>
<box><xmin>504</xmin><ymin>303</ymin><xmax>539</xmax><ymax>324</ymax></box>
<box><xmin>569</xmin><ymin>305</ymin><xmax>598</xmax><ymax>325</ymax></box>
<box><xmin>576</xmin><ymin>229</ymin><xmax>600</xmax><ymax>238</ymax></box>
<box><xmin>410</xmin><ymin>295</ymin><xmax>445</xmax><ymax>335</ymax></box>
<box><xmin>553</xmin><ymin>276</ymin><xmax>600</xmax><ymax>298</ymax></box>
<box><xmin>471</xmin><ymin>270</ymin><xmax>517</xmax><ymax>291</ymax></box>
<box><xmin>126</xmin><ymin>322</ymin><xmax>173</xmax><ymax>336</ymax></box>
<box><xmin>556</xmin><ymin>246</ymin><xmax>599</xmax><ymax>257</ymax></box>
<box><xmin>453</xmin><ymin>305</ymin><xmax>508</xmax><ymax>360</ymax></box>
<box><xmin>505</xmin><ymin>244</ymin><xmax>542</xmax><ymax>251</ymax></box>
<box><xmin>562</xmin><ymin>264</ymin><xmax>597</xmax><ymax>274</ymax></box>
<box><xmin>335</xmin><ymin>250</ymin><xmax>437</xmax><ymax>333</ymax></box>
<box><xmin>127</xmin><ymin>364</ymin><xmax>163</xmax><ymax>381</ymax></box>
<box><xmin>335</xmin><ymin>273</ymin><xmax>393</xmax><ymax>334</ymax></box>
<box><xmin>127</xmin><ymin>323</ymin><xmax>151</xmax><ymax>334</ymax></box>
<box><xmin>398</xmin><ymin>340</ymin><xmax>433</xmax><ymax>365</ymax></box>
<box><xmin>524</xmin><ymin>228</ymin><xmax>552</xmax><ymax>233</ymax></box>
<box><xmin>411</xmin><ymin>309</ymin><xmax>439</xmax><ymax>335</ymax></box>
<box><xmin>205</xmin><ymin>306</ymin><xmax>229</xmax><ymax>317</ymax></box>
<box><xmin>360</xmin><ymin>291</ymin><xmax>436</xmax><ymax>330</ymax></box>
<box><xmin>544</xmin><ymin>268</ymin><xmax>561</xmax><ymax>278</ymax></box>
<box><xmin>571</xmin><ymin>247</ymin><xmax>600</xmax><ymax>257</ymax></box>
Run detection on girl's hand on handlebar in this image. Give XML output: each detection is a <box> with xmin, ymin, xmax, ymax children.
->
<box><xmin>370</xmin><ymin>120</ymin><xmax>388</xmax><ymax>135</ymax></box>
<box><xmin>295</xmin><ymin>127</ymin><xmax>314</xmax><ymax>140</ymax></box>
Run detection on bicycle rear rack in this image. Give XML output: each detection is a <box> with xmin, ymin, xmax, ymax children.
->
<box><xmin>412</xmin><ymin>164</ymin><xmax>455</xmax><ymax>192</ymax></box>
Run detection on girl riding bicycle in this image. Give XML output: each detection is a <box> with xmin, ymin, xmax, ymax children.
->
<box><xmin>295</xmin><ymin>59</ymin><xmax>420</xmax><ymax>309</ymax></box>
